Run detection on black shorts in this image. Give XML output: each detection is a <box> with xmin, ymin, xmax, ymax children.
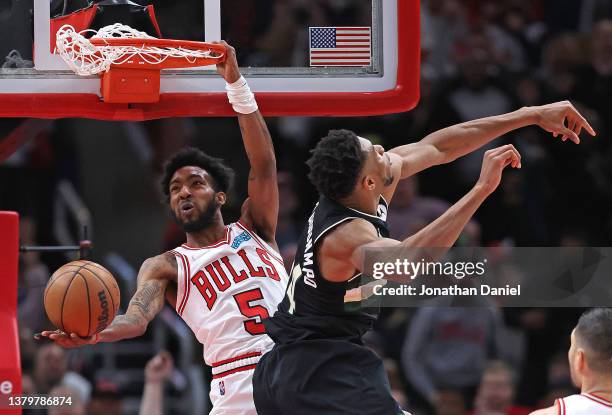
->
<box><xmin>253</xmin><ymin>338</ymin><xmax>404</xmax><ymax>415</ymax></box>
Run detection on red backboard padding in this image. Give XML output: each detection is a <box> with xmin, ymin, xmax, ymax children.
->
<box><xmin>49</xmin><ymin>5</ymin><xmax>99</xmax><ymax>53</ymax></box>
<box><xmin>49</xmin><ymin>4</ymin><xmax>162</xmax><ymax>53</ymax></box>
<box><xmin>0</xmin><ymin>212</ymin><xmax>21</xmax><ymax>414</ymax></box>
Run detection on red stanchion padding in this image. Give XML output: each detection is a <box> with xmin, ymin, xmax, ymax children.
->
<box><xmin>0</xmin><ymin>211</ymin><xmax>22</xmax><ymax>414</ymax></box>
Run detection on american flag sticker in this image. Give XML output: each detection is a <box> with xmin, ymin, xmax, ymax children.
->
<box><xmin>309</xmin><ymin>26</ymin><xmax>372</xmax><ymax>67</ymax></box>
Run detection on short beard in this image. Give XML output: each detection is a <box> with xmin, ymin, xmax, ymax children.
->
<box><xmin>173</xmin><ymin>199</ymin><xmax>219</xmax><ymax>233</ymax></box>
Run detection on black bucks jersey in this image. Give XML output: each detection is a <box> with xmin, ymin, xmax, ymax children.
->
<box><xmin>264</xmin><ymin>195</ymin><xmax>389</xmax><ymax>344</ymax></box>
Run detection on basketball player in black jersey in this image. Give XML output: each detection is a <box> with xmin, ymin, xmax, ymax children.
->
<box><xmin>253</xmin><ymin>101</ymin><xmax>595</xmax><ymax>415</ymax></box>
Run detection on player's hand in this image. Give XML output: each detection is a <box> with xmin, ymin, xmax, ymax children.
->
<box><xmin>34</xmin><ymin>330</ymin><xmax>97</xmax><ymax>348</ymax></box>
<box><xmin>475</xmin><ymin>144</ymin><xmax>521</xmax><ymax>195</ymax></box>
<box><xmin>212</xmin><ymin>40</ymin><xmax>241</xmax><ymax>84</ymax></box>
<box><xmin>530</xmin><ymin>101</ymin><xmax>596</xmax><ymax>144</ymax></box>
<box><xmin>145</xmin><ymin>350</ymin><xmax>174</xmax><ymax>383</ymax></box>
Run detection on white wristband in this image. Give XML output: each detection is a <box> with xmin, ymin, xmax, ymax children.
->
<box><xmin>225</xmin><ymin>76</ymin><xmax>258</xmax><ymax>114</ymax></box>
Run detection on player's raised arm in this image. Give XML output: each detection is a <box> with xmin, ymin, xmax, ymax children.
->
<box><xmin>320</xmin><ymin>145</ymin><xmax>521</xmax><ymax>281</ymax></box>
<box><xmin>388</xmin><ymin>101</ymin><xmax>596</xmax><ymax>181</ymax></box>
<box><xmin>39</xmin><ymin>253</ymin><xmax>174</xmax><ymax>348</ymax></box>
<box><xmin>215</xmin><ymin>41</ymin><xmax>278</xmax><ymax>243</ymax></box>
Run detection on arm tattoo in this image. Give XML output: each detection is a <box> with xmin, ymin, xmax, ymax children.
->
<box><xmin>112</xmin><ymin>313</ymin><xmax>145</xmax><ymax>328</ymax></box>
<box><xmin>131</xmin><ymin>281</ymin><xmax>162</xmax><ymax>318</ymax></box>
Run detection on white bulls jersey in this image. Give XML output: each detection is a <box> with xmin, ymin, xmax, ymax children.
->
<box><xmin>556</xmin><ymin>393</ymin><xmax>612</xmax><ymax>414</ymax></box>
<box><xmin>171</xmin><ymin>221</ymin><xmax>288</xmax><ymax>379</ymax></box>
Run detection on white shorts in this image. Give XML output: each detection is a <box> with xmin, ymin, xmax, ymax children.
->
<box><xmin>209</xmin><ymin>369</ymin><xmax>256</xmax><ymax>415</ymax></box>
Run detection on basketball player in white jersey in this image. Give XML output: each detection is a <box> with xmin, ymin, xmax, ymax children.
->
<box><xmin>39</xmin><ymin>41</ymin><xmax>289</xmax><ymax>414</ymax></box>
<box><xmin>530</xmin><ymin>308</ymin><xmax>612</xmax><ymax>415</ymax></box>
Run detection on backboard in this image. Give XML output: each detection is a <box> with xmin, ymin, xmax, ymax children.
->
<box><xmin>0</xmin><ymin>0</ymin><xmax>419</xmax><ymax>120</ymax></box>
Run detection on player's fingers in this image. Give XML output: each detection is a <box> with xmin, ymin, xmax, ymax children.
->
<box><xmin>492</xmin><ymin>145</ymin><xmax>520</xmax><ymax>161</ymax></box>
<box><xmin>507</xmin><ymin>144</ymin><xmax>521</xmax><ymax>168</ymax></box>
<box><xmin>574</xmin><ymin>124</ymin><xmax>583</xmax><ymax>137</ymax></box>
<box><xmin>158</xmin><ymin>351</ymin><xmax>173</xmax><ymax>367</ymax></box>
<box><xmin>559</xmin><ymin>127</ymin><xmax>580</xmax><ymax>144</ymax></box>
<box><xmin>576</xmin><ymin>118</ymin><xmax>596</xmax><ymax>137</ymax></box>
<box><xmin>569</xmin><ymin>117</ymin><xmax>582</xmax><ymax>136</ymax></box>
<box><xmin>495</xmin><ymin>149</ymin><xmax>520</xmax><ymax>168</ymax></box>
<box><xmin>567</xmin><ymin>106</ymin><xmax>596</xmax><ymax>136</ymax></box>
<box><xmin>70</xmin><ymin>333</ymin><xmax>93</xmax><ymax>343</ymax></box>
<box><xmin>150</xmin><ymin>356</ymin><xmax>162</xmax><ymax>367</ymax></box>
<box><xmin>486</xmin><ymin>144</ymin><xmax>513</xmax><ymax>159</ymax></box>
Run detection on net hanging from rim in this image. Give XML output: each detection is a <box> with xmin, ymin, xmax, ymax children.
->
<box><xmin>55</xmin><ymin>23</ymin><xmax>225</xmax><ymax>76</ymax></box>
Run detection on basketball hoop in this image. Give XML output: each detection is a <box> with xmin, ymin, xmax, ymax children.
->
<box><xmin>55</xmin><ymin>23</ymin><xmax>226</xmax><ymax>103</ymax></box>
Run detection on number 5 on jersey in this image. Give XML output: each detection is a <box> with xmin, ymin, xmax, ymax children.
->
<box><xmin>233</xmin><ymin>288</ymin><xmax>269</xmax><ymax>335</ymax></box>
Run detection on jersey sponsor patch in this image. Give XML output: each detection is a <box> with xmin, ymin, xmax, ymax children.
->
<box><xmin>231</xmin><ymin>231</ymin><xmax>252</xmax><ymax>249</ymax></box>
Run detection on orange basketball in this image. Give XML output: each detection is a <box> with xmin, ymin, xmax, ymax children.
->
<box><xmin>44</xmin><ymin>260</ymin><xmax>120</xmax><ymax>337</ymax></box>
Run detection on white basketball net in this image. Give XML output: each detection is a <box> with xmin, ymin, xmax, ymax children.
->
<box><xmin>55</xmin><ymin>23</ymin><xmax>221</xmax><ymax>76</ymax></box>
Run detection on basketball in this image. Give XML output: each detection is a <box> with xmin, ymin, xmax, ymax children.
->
<box><xmin>44</xmin><ymin>260</ymin><xmax>120</xmax><ymax>337</ymax></box>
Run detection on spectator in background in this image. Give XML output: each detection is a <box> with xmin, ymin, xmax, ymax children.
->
<box><xmin>21</xmin><ymin>374</ymin><xmax>36</xmax><ymax>394</ymax></box>
<box><xmin>421</xmin><ymin>0</ymin><xmax>468</xmax><ymax>79</ymax></box>
<box><xmin>471</xmin><ymin>360</ymin><xmax>532</xmax><ymax>415</ymax></box>
<box><xmin>88</xmin><ymin>378</ymin><xmax>124</xmax><ymax>415</ymax></box>
<box><xmin>48</xmin><ymin>385</ymin><xmax>86</xmax><ymax>415</ymax></box>
<box><xmin>139</xmin><ymin>351</ymin><xmax>174</xmax><ymax>415</ymax></box>
<box><xmin>472</xmin><ymin>1</ymin><xmax>528</xmax><ymax>73</ymax></box>
<box><xmin>276</xmin><ymin>171</ymin><xmax>300</xmax><ymax>270</ymax></box>
<box><xmin>402</xmin><ymin>306</ymin><xmax>504</xmax><ymax>409</ymax></box>
<box><xmin>540</xmin><ymin>33</ymin><xmax>584</xmax><ymax>102</ymax></box>
<box><xmin>19</xmin><ymin>326</ymin><xmax>38</xmax><ymax>374</ymax></box>
<box><xmin>387</xmin><ymin>176</ymin><xmax>481</xmax><ymax>246</ymax></box>
<box><xmin>33</xmin><ymin>344</ymin><xmax>70</xmax><ymax>394</ymax></box>
<box><xmin>573</xmin><ymin>20</ymin><xmax>612</xmax><ymax>136</ymax></box>
<box><xmin>536</xmin><ymin>352</ymin><xmax>576</xmax><ymax>409</ymax></box>
<box><xmin>33</xmin><ymin>344</ymin><xmax>91</xmax><ymax>403</ymax></box>
<box><xmin>17</xmin><ymin>217</ymin><xmax>50</xmax><ymax>333</ymax></box>
<box><xmin>428</xmin><ymin>33</ymin><xmax>515</xmax><ymax>198</ymax></box>
<box><xmin>387</xmin><ymin>176</ymin><xmax>450</xmax><ymax>240</ymax></box>
<box><xmin>578</xmin><ymin>0</ymin><xmax>612</xmax><ymax>32</ymax></box>
<box><xmin>435</xmin><ymin>388</ymin><xmax>467</xmax><ymax>415</ymax></box>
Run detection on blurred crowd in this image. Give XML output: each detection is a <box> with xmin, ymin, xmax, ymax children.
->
<box><xmin>20</xmin><ymin>329</ymin><xmax>174</xmax><ymax>415</ymax></box>
<box><xmin>2</xmin><ymin>0</ymin><xmax>612</xmax><ymax>414</ymax></box>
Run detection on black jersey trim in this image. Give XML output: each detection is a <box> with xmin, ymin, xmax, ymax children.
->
<box><xmin>344</xmin><ymin>196</ymin><xmax>388</xmax><ymax>220</ymax></box>
<box><xmin>313</xmin><ymin>216</ymin><xmax>361</xmax><ymax>246</ymax></box>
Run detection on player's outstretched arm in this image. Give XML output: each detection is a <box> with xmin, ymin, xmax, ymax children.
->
<box><xmin>319</xmin><ymin>145</ymin><xmax>521</xmax><ymax>282</ymax></box>
<box><xmin>98</xmin><ymin>255</ymin><xmax>172</xmax><ymax>342</ymax></box>
<box><xmin>214</xmin><ymin>41</ymin><xmax>278</xmax><ymax>243</ymax></box>
<box><xmin>39</xmin><ymin>253</ymin><xmax>174</xmax><ymax>348</ymax></box>
<box><xmin>389</xmin><ymin>100</ymin><xmax>596</xmax><ymax>180</ymax></box>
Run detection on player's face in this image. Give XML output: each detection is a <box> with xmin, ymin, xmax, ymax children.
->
<box><xmin>168</xmin><ymin>166</ymin><xmax>221</xmax><ymax>232</ymax></box>
<box><xmin>358</xmin><ymin>136</ymin><xmax>394</xmax><ymax>188</ymax></box>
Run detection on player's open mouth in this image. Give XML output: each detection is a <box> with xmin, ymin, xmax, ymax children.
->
<box><xmin>180</xmin><ymin>202</ymin><xmax>195</xmax><ymax>214</ymax></box>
